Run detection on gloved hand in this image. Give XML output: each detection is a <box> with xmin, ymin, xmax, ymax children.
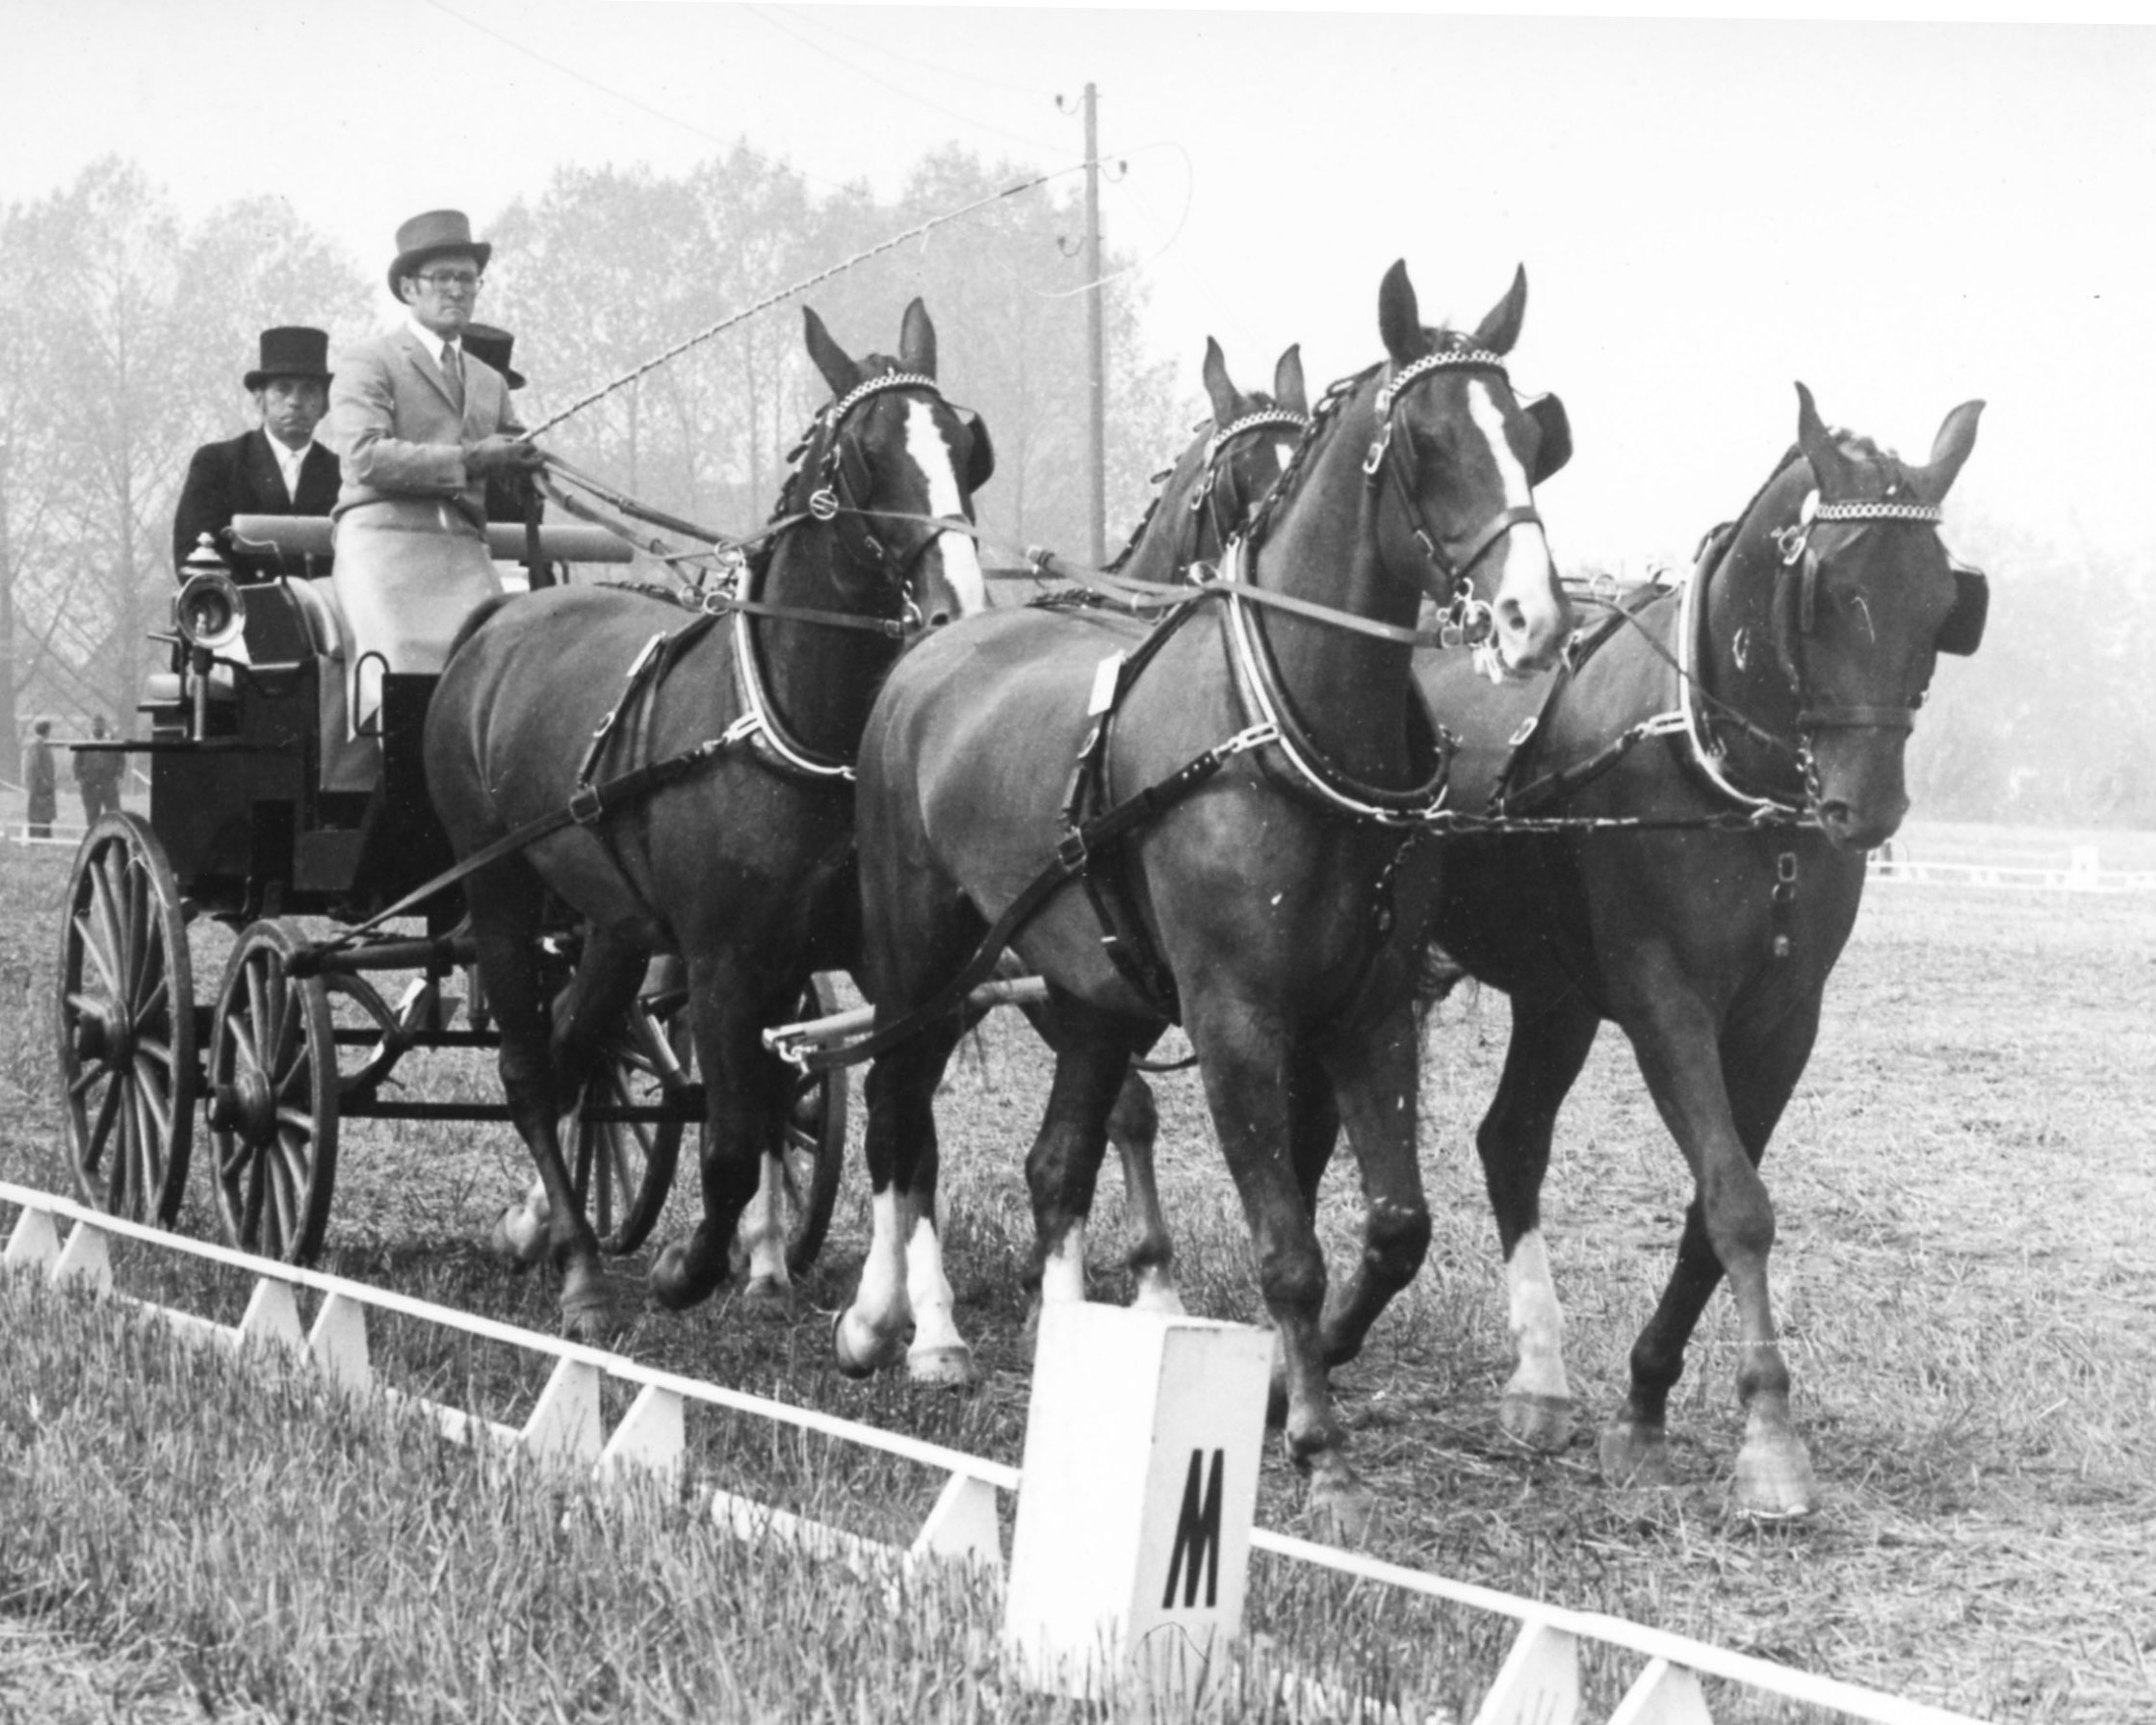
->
<box><xmin>464</xmin><ymin>435</ymin><xmax>547</xmax><ymax>478</ymax></box>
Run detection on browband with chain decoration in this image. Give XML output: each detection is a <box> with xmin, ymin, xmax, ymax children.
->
<box><xmin>825</xmin><ymin>370</ymin><xmax>943</xmax><ymax>423</ymax></box>
<box><xmin>1203</xmin><ymin>407</ymin><xmax>1312</xmax><ymax>467</ymax></box>
<box><xmin>1374</xmin><ymin>347</ymin><xmax>1510</xmax><ymax>414</ymax></box>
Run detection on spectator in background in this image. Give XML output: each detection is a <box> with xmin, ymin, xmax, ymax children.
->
<box><xmin>172</xmin><ymin>327</ymin><xmax>343</xmax><ymax>583</ymax></box>
<box><xmin>21</xmin><ymin>718</ymin><xmax>56</xmax><ymax>839</ymax></box>
<box><xmin>73</xmin><ymin>715</ymin><xmax>125</xmax><ymax>826</ymax></box>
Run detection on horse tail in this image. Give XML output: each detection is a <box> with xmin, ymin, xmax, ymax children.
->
<box><xmin>446</xmin><ymin>593</ymin><xmax>516</xmax><ymax>665</ymax></box>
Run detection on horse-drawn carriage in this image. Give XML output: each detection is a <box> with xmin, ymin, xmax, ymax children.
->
<box><xmin>55</xmin><ymin>516</ymin><xmax>846</xmax><ymax>1268</ymax></box>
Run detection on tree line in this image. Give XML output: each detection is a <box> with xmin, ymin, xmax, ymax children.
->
<box><xmin>0</xmin><ymin>152</ymin><xmax>2138</xmax><ymax>830</ymax></box>
<box><xmin>0</xmin><ymin>148</ymin><xmax>1184</xmax><ymax>772</ymax></box>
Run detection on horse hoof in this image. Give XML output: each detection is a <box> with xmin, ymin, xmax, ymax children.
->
<box><xmin>1733</xmin><ymin>1434</ymin><xmax>1819</xmax><ymax>1520</ymax></box>
<box><xmin>1303</xmin><ymin>1464</ymin><xmax>1377</xmax><ymax>1544</ymax></box>
<box><xmin>1130</xmin><ymin>1275</ymin><xmax>1186</xmax><ymax>1317</ymax></box>
<box><xmin>906</xmin><ymin>1343</ymin><xmax>974</xmax><ymax>1388</ymax></box>
<box><xmin>649</xmin><ymin>1241</ymin><xmax>723</xmax><ymax>1312</ymax></box>
<box><xmin>1598</xmin><ymin>1421</ymin><xmax>1674</xmax><ymax>1488</ymax></box>
<box><xmin>559</xmin><ymin>1285</ymin><xmax>625</xmax><ymax>1348</ymax></box>
<box><xmin>740</xmin><ymin>1274</ymin><xmax>792</xmax><ymax>1308</ymax></box>
<box><xmin>833</xmin><ymin>1309</ymin><xmax>902</xmax><ymax>1379</ymax></box>
<box><xmin>1498</xmin><ymin>1391</ymin><xmax>1577</xmax><ymax>1453</ymax></box>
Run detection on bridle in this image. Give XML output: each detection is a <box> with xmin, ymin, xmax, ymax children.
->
<box><xmin>1186</xmin><ymin>406</ymin><xmax>1310</xmax><ymax>559</ymax></box>
<box><xmin>778</xmin><ymin>368</ymin><xmax>964</xmax><ymax>626</ymax></box>
<box><xmin>1359</xmin><ymin>346</ymin><xmax>1551</xmax><ymax>646</ymax></box>
<box><xmin>1680</xmin><ymin>459</ymin><xmax>1987</xmax><ymax>815</ymax></box>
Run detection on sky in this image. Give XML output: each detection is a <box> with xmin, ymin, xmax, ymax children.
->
<box><xmin>3</xmin><ymin>2</ymin><xmax>2149</xmax><ymax>575</ymax></box>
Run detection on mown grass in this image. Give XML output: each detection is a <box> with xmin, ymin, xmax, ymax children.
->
<box><xmin>4</xmin><ymin>827</ymin><xmax>2155</xmax><ymax>1720</ymax></box>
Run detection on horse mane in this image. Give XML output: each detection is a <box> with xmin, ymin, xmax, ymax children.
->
<box><xmin>750</xmin><ymin>353</ymin><xmax>915</xmax><ymax>587</ymax></box>
<box><xmin>1240</xmin><ymin>360</ymin><xmax>1385</xmax><ymax>556</ymax></box>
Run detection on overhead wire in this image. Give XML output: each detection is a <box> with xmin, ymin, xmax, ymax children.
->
<box><xmin>761</xmin><ymin>6</ymin><xmax>1058</xmax><ymax>99</ymax></box>
<box><xmin>421</xmin><ymin>0</ymin><xmax>862</xmax><ymax>196</ymax></box>
<box><xmin>741</xmin><ymin>5</ymin><xmax>1073</xmax><ymax>159</ymax></box>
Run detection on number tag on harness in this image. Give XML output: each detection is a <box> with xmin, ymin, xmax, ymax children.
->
<box><xmin>1087</xmin><ymin>651</ymin><xmax>1128</xmax><ymax>718</ymax></box>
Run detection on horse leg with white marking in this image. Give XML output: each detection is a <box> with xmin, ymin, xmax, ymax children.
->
<box><xmin>1106</xmin><ymin>1069</ymin><xmax>1184</xmax><ymax>1315</ymax></box>
<box><xmin>1474</xmin><ymin>988</ymin><xmax>1602</xmax><ymax>1451</ymax></box>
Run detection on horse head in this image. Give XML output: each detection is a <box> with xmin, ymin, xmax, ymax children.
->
<box><xmin>1368</xmin><ymin>260</ymin><xmax>1573</xmax><ymax>673</ymax></box>
<box><xmin>798</xmin><ymin>299</ymin><xmax>991</xmax><ymax>629</ymax></box>
<box><xmin>1759</xmin><ymin>383</ymin><xmax>1985</xmax><ymax>850</ymax></box>
<box><xmin>1113</xmin><ymin>340</ymin><xmax>1309</xmax><ymax>584</ymax></box>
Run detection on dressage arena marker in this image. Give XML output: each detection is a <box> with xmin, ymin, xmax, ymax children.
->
<box><xmin>1</xmin><ymin>1181</ymin><xmax>1983</xmax><ymax>1725</ymax></box>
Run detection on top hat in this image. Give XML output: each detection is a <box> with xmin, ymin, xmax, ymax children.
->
<box><xmin>388</xmin><ymin>208</ymin><xmax>493</xmax><ymax>294</ymax></box>
<box><xmin>243</xmin><ymin>326</ymin><xmax>332</xmax><ymax>391</ymax></box>
<box><xmin>461</xmin><ymin>323</ymin><xmax>525</xmax><ymax>389</ymax></box>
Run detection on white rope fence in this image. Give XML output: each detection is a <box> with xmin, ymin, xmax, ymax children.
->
<box><xmin>0</xmin><ymin>1180</ymin><xmax>1983</xmax><ymax>1725</ymax></box>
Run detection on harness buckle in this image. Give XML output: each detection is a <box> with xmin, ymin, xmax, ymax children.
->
<box><xmin>1055</xmin><ymin>829</ymin><xmax>1090</xmax><ymax>874</ymax></box>
<box><xmin>568</xmin><ymin>784</ymin><xmax>606</xmax><ymax>826</ymax></box>
<box><xmin>1362</xmin><ymin>423</ymin><xmax>1391</xmax><ymax>480</ymax></box>
<box><xmin>1220</xmin><ymin>721</ymin><xmax>1281</xmax><ymax>758</ymax></box>
<box><xmin>808</xmin><ymin>486</ymin><xmax>839</xmax><ymax>522</ymax></box>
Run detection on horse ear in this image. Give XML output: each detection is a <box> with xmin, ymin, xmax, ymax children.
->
<box><xmin>898</xmin><ymin>298</ymin><xmax>938</xmax><ymax>379</ymax></box>
<box><xmin>1471</xmin><ymin>265</ymin><xmax>1529</xmax><ymax>356</ymax></box>
<box><xmin>1378</xmin><ymin>260</ymin><xmax>1425</xmax><ymax>364</ymax></box>
<box><xmin>803</xmin><ymin>307</ymin><xmax>861</xmax><ymax>398</ymax></box>
<box><xmin>1201</xmin><ymin>337</ymin><xmax>1239</xmax><ymax>426</ymax></box>
<box><xmin>1911</xmin><ymin>399</ymin><xmax>1984</xmax><ymax>502</ymax></box>
<box><xmin>1525</xmin><ymin>393</ymin><xmax>1572</xmax><ymax>484</ymax></box>
<box><xmin>1794</xmin><ymin>381</ymin><xmax>1856</xmax><ymax>495</ymax></box>
<box><xmin>1273</xmin><ymin>344</ymin><xmax>1308</xmax><ymax>416</ymax></box>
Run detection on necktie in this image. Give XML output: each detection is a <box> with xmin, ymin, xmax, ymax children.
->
<box><xmin>442</xmin><ymin>343</ymin><xmax>464</xmax><ymax>410</ymax></box>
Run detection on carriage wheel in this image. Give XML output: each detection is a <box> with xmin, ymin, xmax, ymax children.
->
<box><xmin>56</xmin><ymin>813</ymin><xmax>197</xmax><ymax>1224</ymax></box>
<box><xmin>205</xmin><ymin>919</ymin><xmax>339</xmax><ymax>1264</ymax></box>
<box><xmin>573</xmin><ymin>993</ymin><xmax>688</xmax><ymax>1256</ymax></box>
<box><xmin>777</xmin><ymin>974</ymin><xmax>847</xmax><ymax>1277</ymax></box>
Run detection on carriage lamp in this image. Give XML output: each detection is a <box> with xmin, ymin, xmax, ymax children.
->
<box><xmin>174</xmin><ymin>536</ymin><xmax>247</xmax><ymax>737</ymax></box>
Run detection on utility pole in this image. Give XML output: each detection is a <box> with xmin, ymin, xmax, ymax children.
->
<box><xmin>1081</xmin><ymin>82</ymin><xmax>1106</xmax><ymax>567</ymax></box>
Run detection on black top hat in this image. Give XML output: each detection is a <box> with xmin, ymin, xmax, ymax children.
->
<box><xmin>388</xmin><ymin>208</ymin><xmax>493</xmax><ymax>294</ymax></box>
<box><xmin>461</xmin><ymin>324</ymin><xmax>525</xmax><ymax>389</ymax></box>
<box><xmin>243</xmin><ymin>326</ymin><xmax>333</xmax><ymax>391</ymax></box>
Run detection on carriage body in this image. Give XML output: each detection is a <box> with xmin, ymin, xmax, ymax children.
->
<box><xmin>58</xmin><ymin>519</ymin><xmax>848</xmax><ymax>1271</ymax></box>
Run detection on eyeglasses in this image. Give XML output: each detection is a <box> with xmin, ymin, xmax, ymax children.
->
<box><xmin>415</xmin><ymin>270</ymin><xmax>483</xmax><ymax>292</ymax></box>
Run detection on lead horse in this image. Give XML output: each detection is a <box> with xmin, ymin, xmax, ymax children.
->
<box><xmin>1416</xmin><ymin>384</ymin><xmax>1986</xmax><ymax>1515</ymax></box>
<box><xmin>835</xmin><ymin>263</ymin><xmax>1573</xmax><ymax>1525</ymax></box>
<box><xmin>425</xmin><ymin>301</ymin><xmax>990</xmax><ymax>1340</ymax></box>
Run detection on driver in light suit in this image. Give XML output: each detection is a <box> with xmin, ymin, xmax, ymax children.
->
<box><xmin>323</xmin><ymin>209</ymin><xmax>544</xmax><ymax>733</ymax></box>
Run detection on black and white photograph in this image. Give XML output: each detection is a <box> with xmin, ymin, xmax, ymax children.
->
<box><xmin>0</xmin><ymin>4</ymin><xmax>2146</xmax><ymax>1721</ymax></box>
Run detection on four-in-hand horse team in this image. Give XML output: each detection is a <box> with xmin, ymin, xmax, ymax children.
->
<box><xmin>181</xmin><ymin>207</ymin><xmax>1991</xmax><ymax>1533</ymax></box>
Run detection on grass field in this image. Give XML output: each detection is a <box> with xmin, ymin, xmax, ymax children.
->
<box><xmin>2</xmin><ymin>823</ymin><xmax>2153</xmax><ymax>1721</ymax></box>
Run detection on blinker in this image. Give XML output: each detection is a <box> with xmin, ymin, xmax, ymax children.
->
<box><xmin>1937</xmin><ymin>563</ymin><xmax>1988</xmax><ymax>657</ymax></box>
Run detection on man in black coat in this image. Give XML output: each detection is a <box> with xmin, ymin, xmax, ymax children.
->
<box><xmin>172</xmin><ymin>326</ymin><xmax>343</xmax><ymax>583</ymax></box>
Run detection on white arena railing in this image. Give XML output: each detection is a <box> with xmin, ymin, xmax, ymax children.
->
<box><xmin>1</xmin><ymin>1179</ymin><xmax>1983</xmax><ymax>1725</ymax></box>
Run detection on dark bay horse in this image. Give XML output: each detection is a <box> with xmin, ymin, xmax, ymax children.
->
<box><xmin>1037</xmin><ymin>337</ymin><xmax>1311</xmax><ymax>1303</ymax></box>
<box><xmin>836</xmin><ymin>263</ymin><xmax>1573</xmax><ymax>1527</ymax></box>
<box><xmin>1416</xmin><ymin>384</ymin><xmax>1986</xmax><ymax>1515</ymax></box>
<box><xmin>424</xmin><ymin>301</ymin><xmax>991</xmax><ymax>1341</ymax></box>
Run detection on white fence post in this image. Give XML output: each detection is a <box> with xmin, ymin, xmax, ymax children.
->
<box><xmin>911</xmin><ymin>1471</ymin><xmax>1002</xmax><ymax>1575</ymax></box>
<box><xmin>599</xmin><ymin>1384</ymin><xmax>687</xmax><ymax>1497</ymax></box>
<box><xmin>1609</xmin><ymin>1658</ymin><xmax>1715</xmax><ymax>1725</ymax></box>
<box><xmin>51</xmin><ymin>1219</ymin><xmax>114</xmax><ymax>1294</ymax></box>
<box><xmin>4</xmin><ymin>1204</ymin><xmax>62</xmax><ymax>1271</ymax></box>
<box><xmin>239</xmin><ymin>1278</ymin><xmax>306</xmax><ymax>1355</ymax></box>
<box><xmin>1472</xmin><ymin>1620</ymin><xmax>1581</xmax><ymax>1725</ymax></box>
<box><xmin>309</xmin><ymin>1290</ymin><xmax>373</xmax><ymax>1392</ymax></box>
<box><xmin>1003</xmin><ymin>1303</ymin><xmax>1272</xmax><ymax>1707</ymax></box>
<box><xmin>523</xmin><ymin>1358</ymin><xmax>603</xmax><ymax>1467</ymax></box>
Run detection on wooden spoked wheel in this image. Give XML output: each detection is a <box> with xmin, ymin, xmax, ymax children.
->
<box><xmin>574</xmin><ymin>994</ymin><xmax>689</xmax><ymax>1256</ymax></box>
<box><xmin>56</xmin><ymin>813</ymin><xmax>197</xmax><ymax>1224</ymax></box>
<box><xmin>205</xmin><ymin>919</ymin><xmax>339</xmax><ymax>1264</ymax></box>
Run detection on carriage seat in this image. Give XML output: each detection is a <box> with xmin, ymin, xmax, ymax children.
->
<box><xmin>281</xmin><ymin>576</ymin><xmax>377</xmax><ymax>794</ymax></box>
